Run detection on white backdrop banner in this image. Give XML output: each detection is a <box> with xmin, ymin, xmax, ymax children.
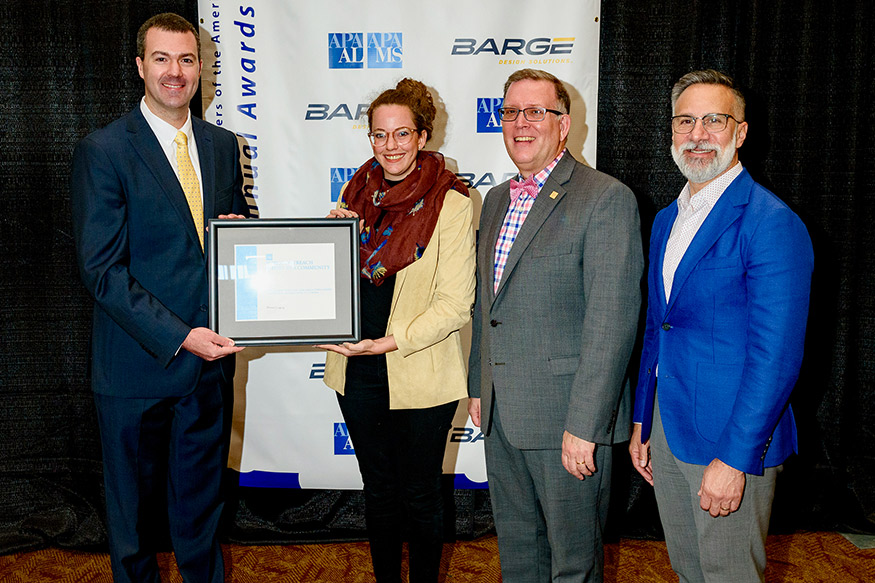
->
<box><xmin>197</xmin><ymin>0</ymin><xmax>602</xmax><ymax>489</ymax></box>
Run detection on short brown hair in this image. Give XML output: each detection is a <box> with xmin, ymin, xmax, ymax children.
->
<box><xmin>671</xmin><ymin>69</ymin><xmax>746</xmax><ymax>120</ymax></box>
<box><xmin>367</xmin><ymin>78</ymin><xmax>437</xmax><ymax>141</ymax></box>
<box><xmin>137</xmin><ymin>13</ymin><xmax>200</xmax><ymax>59</ymax></box>
<box><xmin>503</xmin><ymin>69</ymin><xmax>571</xmax><ymax>115</ymax></box>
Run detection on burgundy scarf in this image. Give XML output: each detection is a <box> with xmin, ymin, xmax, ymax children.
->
<box><xmin>341</xmin><ymin>150</ymin><xmax>468</xmax><ymax>285</ymax></box>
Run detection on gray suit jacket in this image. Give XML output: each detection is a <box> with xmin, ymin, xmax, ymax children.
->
<box><xmin>468</xmin><ymin>152</ymin><xmax>643</xmax><ymax>449</ymax></box>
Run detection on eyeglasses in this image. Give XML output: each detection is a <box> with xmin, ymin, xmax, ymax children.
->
<box><xmin>498</xmin><ymin>107</ymin><xmax>565</xmax><ymax>122</ymax></box>
<box><xmin>671</xmin><ymin>113</ymin><xmax>741</xmax><ymax>134</ymax></box>
<box><xmin>368</xmin><ymin>127</ymin><xmax>418</xmax><ymax>147</ymax></box>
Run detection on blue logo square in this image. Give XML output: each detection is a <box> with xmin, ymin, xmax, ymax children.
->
<box><xmin>368</xmin><ymin>32</ymin><xmax>403</xmax><ymax>69</ymax></box>
<box><xmin>328</xmin><ymin>33</ymin><xmax>364</xmax><ymax>69</ymax></box>
<box><xmin>477</xmin><ymin>97</ymin><xmax>503</xmax><ymax>133</ymax></box>
<box><xmin>334</xmin><ymin>423</ymin><xmax>355</xmax><ymax>455</ymax></box>
<box><xmin>330</xmin><ymin>167</ymin><xmax>357</xmax><ymax>202</ymax></box>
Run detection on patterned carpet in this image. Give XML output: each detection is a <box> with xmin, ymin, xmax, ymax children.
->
<box><xmin>0</xmin><ymin>532</ymin><xmax>873</xmax><ymax>582</ymax></box>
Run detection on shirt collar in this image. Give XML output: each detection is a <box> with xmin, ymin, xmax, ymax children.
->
<box><xmin>677</xmin><ymin>161</ymin><xmax>743</xmax><ymax>213</ymax></box>
<box><xmin>139</xmin><ymin>97</ymin><xmax>193</xmax><ymax>146</ymax></box>
<box><xmin>516</xmin><ymin>148</ymin><xmax>567</xmax><ymax>193</ymax></box>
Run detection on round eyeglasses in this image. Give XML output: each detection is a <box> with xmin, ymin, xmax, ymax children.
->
<box><xmin>671</xmin><ymin>113</ymin><xmax>741</xmax><ymax>134</ymax></box>
<box><xmin>498</xmin><ymin>107</ymin><xmax>565</xmax><ymax>122</ymax></box>
<box><xmin>368</xmin><ymin>127</ymin><xmax>418</xmax><ymax>147</ymax></box>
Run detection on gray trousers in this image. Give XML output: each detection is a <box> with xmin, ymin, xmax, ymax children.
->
<box><xmin>485</xmin><ymin>403</ymin><xmax>612</xmax><ymax>583</ymax></box>
<box><xmin>650</xmin><ymin>395</ymin><xmax>778</xmax><ymax>583</ymax></box>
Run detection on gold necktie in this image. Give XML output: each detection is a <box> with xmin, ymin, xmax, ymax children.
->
<box><xmin>174</xmin><ymin>131</ymin><xmax>204</xmax><ymax>250</ymax></box>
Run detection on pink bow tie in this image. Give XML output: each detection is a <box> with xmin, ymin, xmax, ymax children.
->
<box><xmin>509</xmin><ymin>175</ymin><xmax>539</xmax><ymax>204</ymax></box>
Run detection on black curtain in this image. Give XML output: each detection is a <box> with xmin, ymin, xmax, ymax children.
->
<box><xmin>0</xmin><ymin>0</ymin><xmax>202</xmax><ymax>553</ymax></box>
<box><xmin>1</xmin><ymin>0</ymin><xmax>872</xmax><ymax>554</ymax></box>
<box><xmin>597</xmin><ymin>0</ymin><xmax>875</xmax><ymax>537</ymax></box>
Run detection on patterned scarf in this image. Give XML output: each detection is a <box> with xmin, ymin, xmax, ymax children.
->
<box><xmin>341</xmin><ymin>150</ymin><xmax>469</xmax><ymax>285</ymax></box>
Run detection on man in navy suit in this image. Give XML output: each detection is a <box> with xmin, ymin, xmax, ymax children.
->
<box><xmin>629</xmin><ymin>70</ymin><xmax>813</xmax><ymax>582</ymax></box>
<box><xmin>70</xmin><ymin>13</ymin><xmax>250</xmax><ymax>583</ymax></box>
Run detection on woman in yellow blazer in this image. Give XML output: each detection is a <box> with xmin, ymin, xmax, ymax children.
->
<box><xmin>318</xmin><ymin>78</ymin><xmax>475</xmax><ymax>583</ymax></box>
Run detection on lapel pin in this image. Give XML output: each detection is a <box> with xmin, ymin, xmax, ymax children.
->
<box><xmin>549</xmin><ymin>191</ymin><xmax>559</xmax><ymax>199</ymax></box>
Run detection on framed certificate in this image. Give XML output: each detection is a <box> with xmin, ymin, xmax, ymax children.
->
<box><xmin>208</xmin><ymin>218</ymin><xmax>361</xmax><ymax>346</ymax></box>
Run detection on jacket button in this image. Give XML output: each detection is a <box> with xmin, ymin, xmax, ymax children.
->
<box><xmin>662</xmin><ymin>323</ymin><xmax>671</xmax><ymax>331</ymax></box>
<box><xmin>491</xmin><ymin>319</ymin><xmax>501</xmax><ymax>327</ymax></box>
<box><xmin>200</xmin><ymin>305</ymin><xmax>208</xmax><ymax>312</ymax></box>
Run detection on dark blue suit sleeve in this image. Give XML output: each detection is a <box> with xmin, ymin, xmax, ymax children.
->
<box><xmin>71</xmin><ymin>136</ymin><xmax>191</xmax><ymax>367</ymax></box>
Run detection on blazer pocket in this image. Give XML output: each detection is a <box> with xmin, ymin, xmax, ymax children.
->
<box><xmin>548</xmin><ymin>355</ymin><xmax>579</xmax><ymax>376</ymax></box>
<box><xmin>532</xmin><ymin>243</ymin><xmax>574</xmax><ymax>258</ymax></box>
<box><xmin>694</xmin><ymin>362</ymin><xmax>743</xmax><ymax>442</ymax></box>
<box><xmin>214</xmin><ymin>183</ymin><xmax>234</xmax><ymax>212</ymax></box>
<box><xmin>697</xmin><ymin>256</ymin><xmax>742</xmax><ymax>271</ymax></box>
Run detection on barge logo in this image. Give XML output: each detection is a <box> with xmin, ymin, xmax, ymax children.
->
<box><xmin>451</xmin><ymin>37</ymin><xmax>574</xmax><ymax>56</ymax></box>
<box><xmin>305</xmin><ymin>103</ymin><xmax>369</xmax><ymax>121</ymax></box>
<box><xmin>477</xmin><ymin>98</ymin><xmax>503</xmax><ymax>133</ymax></box>
<box><xmin>456</xmin><ymin>171</ymin><xmax>519</xmax><ymax>190</ymax></box>
<box><xmin>450</xmin><ymin>427</ymin><xmax>485</xmax><ymax>443</ymax></box>
<box><xmin>329</xmin><ymin>33</ymin><xmax>403</xmax><ymax>69</ymax></box>
<box><xmin>309</xmin><ymin>362</ymin><xmax>325</xmax><ymax>379</ymax></box>
<box><xmin>330</xmin><ymin>168</ymin><xmax>357</xmax><ymax>202</ymax></box>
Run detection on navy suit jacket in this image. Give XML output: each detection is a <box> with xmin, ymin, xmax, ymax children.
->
<box><xmin>633</xmin><ymin>169</ymin><xmax>813</xmax><ymax>475</ymax></box>
<box><xmin>71</xmin><ymin>107</ymin><xmax>249</xmax><ymax>398</ymax></box>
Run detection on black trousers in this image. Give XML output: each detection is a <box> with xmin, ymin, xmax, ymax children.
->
<box><xmin>338</xmin><ymin>373</ymin><xmax>457</xmax><ymax>583</ymax></box>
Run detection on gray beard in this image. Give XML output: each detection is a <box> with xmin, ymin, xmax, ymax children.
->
<box><xmin>671</xmin><ymin>130</ymin><xmax>737</xmax><ymax>184</ymax></box>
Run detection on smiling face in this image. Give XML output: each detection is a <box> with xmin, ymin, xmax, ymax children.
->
<box><xmin>136</xmin><ymin>27</ymin><xmax>202</xmax><ymax>128</ymax></box>
<box><xmin>370</xmin><ymin>104</ymin><xmax>427</xmax><ymax>181</ymax></box>
<box><xmin>501</xmin><ymin>79</ymin><xmax>570</xmax><ymax>178</ymax></box>
<box><xmin>671</xmin><ymin>83</ymin><xmax>748</xmax><ymax>193</ymax></box>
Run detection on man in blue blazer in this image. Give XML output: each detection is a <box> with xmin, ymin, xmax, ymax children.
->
<box><xmin>629</xmin><ymin>70</ymin><xmax>813</xmax><ymax>582</ymax></box>
<box><xmin>70</xmin><ymin>13</ymin><xmax>250</xmax><ymax>583</ymax></box>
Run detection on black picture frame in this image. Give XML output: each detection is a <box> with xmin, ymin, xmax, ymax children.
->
<box><xmin>208</xmin><ymin>218</ymin><xmax>361</xmax><ymax>346</ymax></box>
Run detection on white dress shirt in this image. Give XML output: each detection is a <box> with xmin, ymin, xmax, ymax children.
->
<box><xmin>662</xmin><ymin>162</ymin><xmax>743</xmax><ymax>301</ymax></box>
<box><xmin>139</xmin><ymin>98</ymin><xmax>204</xmax><ymax>203</ymax></box>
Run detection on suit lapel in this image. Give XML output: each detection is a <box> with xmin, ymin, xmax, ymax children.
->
<box><xmin>493</xmin><ymin>154</ymin><xmax>572</xmax><ymax>297</ymax></box>
<box><xmin>126</xmin><ymin>109</ymin><xmax>204</xmax><ymax>255</ymax></box>
<box><xmin>483</xmin><ymin>183</ymin><xmax>510</xmax><ymax>303</ymax></box>
<box><xmin>652</xmin><ymin>204</ymin><xmax>677</xmax><ymax>309</ymax></box>
<box><xmin>193</xmin><ymin>119</ymin><xmax>216</xmax><ymax>222</ymax></box>
<box><xmin>666</xmin><ymin>171</ymin><xmax>752</xmax><ymax>312</ymax></box>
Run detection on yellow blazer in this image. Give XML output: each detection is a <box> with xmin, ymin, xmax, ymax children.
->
<box><xmin>323</xmin><ymin>189</ymin><xmax>475</xmax><ymax>409</ymax></box>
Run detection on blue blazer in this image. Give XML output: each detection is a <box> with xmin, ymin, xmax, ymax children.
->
<box><xmin>633</xmin><ymin>169</ymin><xmax>813</xmax><ymax>475</ymax></box>
<box><xmin>71</xmin><ymin>107</ymin><xmax>249</xmax><ymax>398</ymax></box>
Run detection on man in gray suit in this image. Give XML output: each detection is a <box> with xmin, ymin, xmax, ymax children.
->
<box><xmin>468</xmin><ymin>69</ymin><xmax>643</xmax><ymax>582</ymax></box>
